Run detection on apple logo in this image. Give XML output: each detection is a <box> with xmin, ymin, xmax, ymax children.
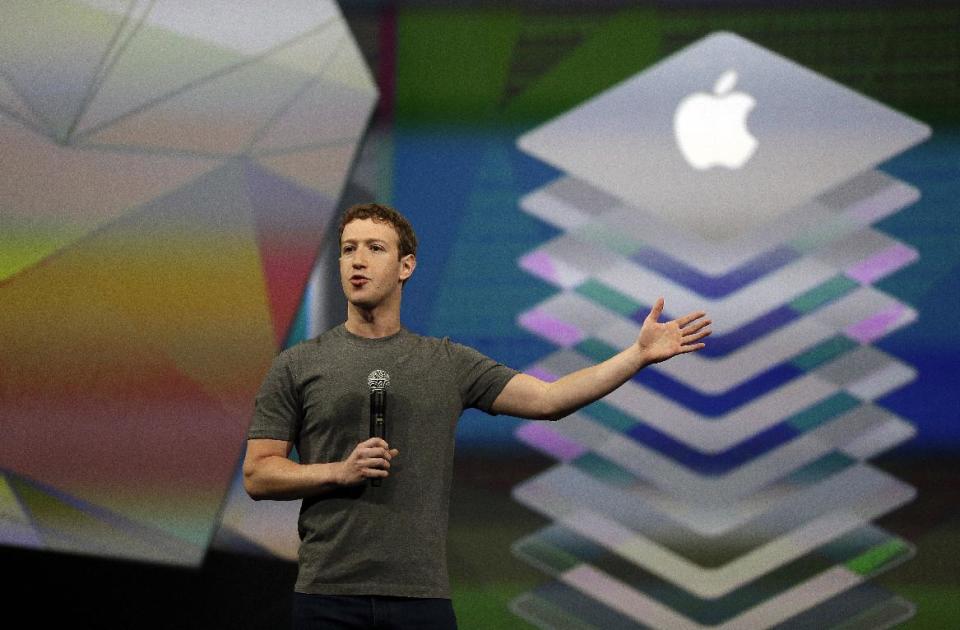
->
<box><xmin>673</xmin><ymin>70</ymin><xmax>758</xmax><ymax>170</ymax></box>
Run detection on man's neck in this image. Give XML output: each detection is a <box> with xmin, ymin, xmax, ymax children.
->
<box><xmin>344</xmin><ymin>303</ymin><xmax>402</xmax><ymax>339</ymax></box>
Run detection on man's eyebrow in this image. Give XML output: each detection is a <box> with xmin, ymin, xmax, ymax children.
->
<box><xmin>341</xmin><ymin>238</ymin><xmax>390</xmax><ymax>245</ymax></box>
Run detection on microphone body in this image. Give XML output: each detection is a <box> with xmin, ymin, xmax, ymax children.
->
<box><xmin>367</xmin><ymin>370</ymin><xmax>390</xmax><ymax>487</ymax></box>
<box><xmin>369</xmin><ymin>389</ymin><xmax>386</xmax><ymax>439</ymax></box>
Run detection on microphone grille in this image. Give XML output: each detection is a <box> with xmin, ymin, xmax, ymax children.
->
<box><xmin>367</xmin><ymin>369</ymin><xmax>390</xmax><ymax>392</ymax></box>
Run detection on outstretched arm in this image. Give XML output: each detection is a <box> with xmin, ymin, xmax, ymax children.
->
<box><xmin>491</xmin><ymin>298</ymin><xmax>710</xmax><ymax>420</ymax></box>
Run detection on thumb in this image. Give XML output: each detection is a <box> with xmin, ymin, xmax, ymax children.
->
<box><xmin>646</xmin><ymin>297</ymin><xmax>665</xmax><ymax>322</ymax></box>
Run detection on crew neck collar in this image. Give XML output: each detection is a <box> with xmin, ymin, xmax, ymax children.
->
<box><xmin>335</xmin><ymin>323</ymin><xmax>408</xmax><ymax>345</ymax></box>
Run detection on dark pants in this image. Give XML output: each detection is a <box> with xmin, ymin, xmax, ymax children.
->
<box><xmin>292</xmin><ymin>593</ymin><xmax>458</xmax><ymax>630</ymax></box>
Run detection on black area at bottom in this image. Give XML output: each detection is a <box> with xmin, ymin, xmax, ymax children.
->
<box><xmin>1</xmin><ymin>545</ymin><xmax>297</xmax><ymax>630</ymax></box>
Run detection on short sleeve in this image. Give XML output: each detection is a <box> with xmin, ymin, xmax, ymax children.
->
<box><xmin>247</xmin><ymin>351</ymin><xmax>303</xmax><ymax>441</ymax></box>
<box><xmin>447</xmin><ymin>340</ymin><xmax>519</xmax><ymax>414</ymax></box>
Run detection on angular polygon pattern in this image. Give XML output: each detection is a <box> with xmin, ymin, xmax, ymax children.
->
<box><xmin>0</xmin><ymin>0</ymin><xmax>377</xmax><ymax>564</ymax></box>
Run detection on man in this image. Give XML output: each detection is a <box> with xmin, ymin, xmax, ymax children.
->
<box><xmin>244</xmin><ymin>203</ymin><xmax>710</xmax><ymax>629</ymax></box>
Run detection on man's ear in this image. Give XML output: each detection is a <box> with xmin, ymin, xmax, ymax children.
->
<box><xmin>399</xmin><ymin>254</ymin><xmax>416</xmax><ymax>282</ymax></box>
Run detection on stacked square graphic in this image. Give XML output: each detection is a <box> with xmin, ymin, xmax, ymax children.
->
<box><xmin>510</xmin><ymin>33</ymin><xmax>930</xmax><ymax>628</ymax></box>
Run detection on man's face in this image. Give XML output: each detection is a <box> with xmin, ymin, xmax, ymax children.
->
<box><xmin>339</xmin><ymin>218</ymin><xmax>414</xmax><ymax>310</ymax></box>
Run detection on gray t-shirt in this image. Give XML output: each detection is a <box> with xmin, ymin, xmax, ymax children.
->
<box><xmin>247</xmin><ymin>324</ymin><xmax>518</xmax><ymax>598</ymax></box>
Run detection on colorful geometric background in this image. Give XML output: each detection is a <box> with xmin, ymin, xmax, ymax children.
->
<box><xmin>0</xmin><ymin>0</ymin><xmax>376</xmax><ymax>564</ymax></box>
<box><xmin>2</xmin><ymin>2</ymin><xmax>958</xmax><ymax>628</ymax></box>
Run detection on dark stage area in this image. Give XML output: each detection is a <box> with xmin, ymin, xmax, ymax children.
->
<box><xmin>3</xmin><ymin>545</ymin><xmax>297</xmax><ymax>629</ymax></box>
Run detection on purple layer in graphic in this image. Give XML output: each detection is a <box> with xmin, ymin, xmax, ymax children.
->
<box><xmin>845</xmin><ymin>244</ymin><xmax>918</xmax><ymax>285</ymax></box>
<box><xmin>515</xmin><ymin>422</ymin><xmax>587</xmax><ymax>462</ymax></box>
<box><xmin>846</xmin><ymin>304</ymin><xmax>909</xmax><ymax>343</ymax></box>
<box><xmin>520</xmin><ymin>251</ymin><xmax>560</xmax><ymax>285</ymax></box>
<box><xmin>519</xmin><ymin>309</ymin><xmax>585</xmax><ymax>348</ymax></box>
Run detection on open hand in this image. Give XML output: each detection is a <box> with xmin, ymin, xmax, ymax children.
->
<box><xmin>637</xmin><ymin>297</ymin><xmax>711</xmax><ymax>365</ymax></box>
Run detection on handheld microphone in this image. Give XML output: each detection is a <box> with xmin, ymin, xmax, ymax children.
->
<box><xmin>367</xmin><ymin>370</ymin><xmax>390</xmax><ymax>486</ymax></box>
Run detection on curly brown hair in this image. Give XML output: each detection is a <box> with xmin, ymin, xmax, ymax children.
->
<box><xmin>337</xmin><ymin>203</ymin><xmax>418</xmax><ymax>260</ymax></box>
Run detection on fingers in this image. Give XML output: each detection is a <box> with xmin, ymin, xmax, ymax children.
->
<box><xmin>681</xmin><ymin>322</ymin><xmax>712</xmax><ymax>346</ymax></box>
<box><xmin>359</xmin><ymin>447</ymin><xmax>397</xmax><ymax>464</ymax></box>
<box><xmin>360</xmin><ymin>437</ymin><xmax>389</xmax><ymax>449</ymax></box>
<box><xmin>359</xmin><ymin>449</ymin><xmax>392</xmax><ymax>462</ymax></box>
<box><xmin>668</xmin><ymin>304</ymin><xmax>710</xmax><ymax>355</ymax></box>
<box><xmin>646</xmin><ymin>297</ymin><xmax>665</xmax><ymax>322</ymax></box>
<box><xmin>676</xmin><ymin>324</ymin><xmax>711</xmax><ymax>354</ymax></box>
<box><xmin>355</xmin><ymin>440</ymin><xmax>398</xmax><ymax>460</ymax></box>
<box><xmin>360</xmin><ymin>446</ymin><xmax>391</xmax><ymax>458</ymax></box>
<box><xmin>676</xmin><ymin>310</ymin><xmax>708</xmax><ymax>328</ymax></box>
<box><xmin>341</xmin><ymin>440</ymin><xmax>400</xmax><ymax>485</ymax></box>
<box><xmin>683</xmin><ymin>317</ymin><xmax>711</xmax><ymax>335</ymax></box>
<box><xmin>355</xmin><ymin>442</ymin><xmax>399</xmax><ymax>479</ymax></box>
<box><xmin>649</xmin><ymin>299</ymin><xmax>708</xmax><ymax>332</ymax></box>
<box><xmin>356</xmin><ymin>457</ymin><xmax>390</xmax><ymax>479</ymax></box>
<box><xmin>359</xmin><ymin>457</ymin><xmax>391</xmax><ymax>471</ymax></box>
<box><xmin>682</xmin><ymin>328</ymin><xmax>711</xmax><ymax>345</ymax></box>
